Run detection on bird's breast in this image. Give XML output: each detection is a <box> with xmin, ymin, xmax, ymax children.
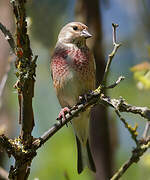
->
<box><xmin>51</xmin><ymin>47</ymin><xmax>95</xmax><ymax>107</ymax></box>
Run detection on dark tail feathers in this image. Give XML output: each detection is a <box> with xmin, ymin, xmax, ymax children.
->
<box><xmin>76</xmin><ymin>136</ymin><xmax>96</xmax><ymax>174</ymax></box>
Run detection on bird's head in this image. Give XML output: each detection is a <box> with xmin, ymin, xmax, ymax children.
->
<box><xmin>57</xmin><ymin>22</ymin><xmax>92</xmax><ymax>46</ymax></box>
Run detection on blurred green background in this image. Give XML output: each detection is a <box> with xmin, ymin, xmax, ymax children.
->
<box><xmin>1</xmin><ymin>0</ymin><xmax>150</xmax><ymax>179</ymax></box>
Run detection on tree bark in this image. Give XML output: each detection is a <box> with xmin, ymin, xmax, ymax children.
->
<box><xmin>75</xmin><ymin>0</ymin><xmax>113</xmax><ymax>179</ymax></box>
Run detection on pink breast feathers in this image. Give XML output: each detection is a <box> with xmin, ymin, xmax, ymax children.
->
<box><xmin>51</xmin><ymin>47</ymin><xmax>93</xmax><ymax>87</ymax></box>
<box><xmin>51</xmin><ymin>49</ymin><xmax>69</xmax><ymax>77</ymax></box>
<box><xmin>72</xmin><ymin>48</ymin><xmax>90</xmax><ymax>74</ymax></box>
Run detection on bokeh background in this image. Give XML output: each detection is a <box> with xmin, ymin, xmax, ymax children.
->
<box><xmin>0</xmin><ymin>0</ymin><xmax>150</xmax><ymax>179</ymax></box>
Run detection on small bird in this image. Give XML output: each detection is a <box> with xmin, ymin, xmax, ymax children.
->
<box><xmin>50</xmin><ymin>22</ymin><xmax>96</xmax><ymax>174</ymax></box>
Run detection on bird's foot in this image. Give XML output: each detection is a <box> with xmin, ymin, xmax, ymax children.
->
<box><xmin>57</xmin><ymin>107</ymin><xmax>71</xmax><ymax>127</ymax></box>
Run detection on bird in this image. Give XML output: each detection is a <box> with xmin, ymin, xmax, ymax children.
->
<box><xmin>50</xmin><ymin>22</ymin><xmax>96</xmax><ymax>174</ymax></box>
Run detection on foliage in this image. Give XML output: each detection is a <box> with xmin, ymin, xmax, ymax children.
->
<box><xmin>131</xmin><ymin>61</ymin><xmax>150</xmax><ymax>90</ymax></box>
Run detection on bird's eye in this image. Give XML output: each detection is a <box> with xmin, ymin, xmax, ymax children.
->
<box><xmin>73</xmin><ymin>26</ymin><xmax>78</xmax><ymax>31</ymax></box>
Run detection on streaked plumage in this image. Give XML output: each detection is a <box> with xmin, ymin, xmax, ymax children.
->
<box><xmin>50</xmin><ymin>22</ymin><xmax>96</xmax><ymax>173</ymax></box>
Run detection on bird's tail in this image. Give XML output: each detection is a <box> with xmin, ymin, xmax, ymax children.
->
<box><xmin>76</xmin><ymin>136</ymin><xmax>96</xmax><ymax>174</ymax></box>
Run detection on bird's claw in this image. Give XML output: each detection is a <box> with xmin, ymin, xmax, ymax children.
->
<box><xmin>57</xmin><ymin>107</ymin><xmax>71</xmax><ymax>127</ymax></box>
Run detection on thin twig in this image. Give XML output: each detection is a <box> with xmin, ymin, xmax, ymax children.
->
<box><xmin>112</xmin><ymin>23</ymin><xmax>118</xmax><ymax>45</ymax></box>
<box><xmin>106</xmin><ymin>76</ymin><xmax>125</xmax><ymax>89</ymax></box>
<box><xmin>111</xmin><ymin>139</ymin><xmax>150</xmax><ymax>180</ymax></box>
<box><xmin>0</xmin><ymin>23</ymin><xmax>15</xmax><ymax>108</ymax></box>
<box><xmin>0</xmin><ymin>22</ymin><xmax>16</xmax><ymax>53</ymax></box>
<box><xmin>115</xmin><ymin>110</ymin><xmax>138</xmax><ymax>145</ymax></box>
<box><xmin>102</xmin><ymin>23</ymin><xmax>121</xmax><ymax>84</ymax></box>
<box><xmin>101</xmin><ymin>95</ymin><xmax>150</xmax><ymax>120</ymax></box>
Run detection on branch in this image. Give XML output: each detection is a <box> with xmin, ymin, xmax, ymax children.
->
<box><xmin>106</xmin><ymin>76</ymin><xmax>125</xmax><ymax>89</ymax></box>
<box><xmin>0</xmin><ymin>134</ymin><xmax>22</xmax><ymax>159</ymax></box>
<box><xmin>33</xmin><ymin>93</ymin><xmax>99</xmax><ymax>149</ymax></box>
<box><xmin>101</xmin><ymin>95</ymin><xmax>150</xmax><ymax>121</ymax></box>
<box><xmin>115</xmin><ymin>110</ymin><xmax>139</xmax><ymax>145</ymax></box>
<box><xmin>11</xmin><ymin>0</ymin><xmax>36</xmax><ymax>142</ymax></box>
<box><xmin>7</xmin><ymin>0</ymin><xmax>37</xmax><ymax>179</ymax></box>
<box><xmin>100</xmin><ymin>91</ymin><xmax>150</xmax><ymax>179</ymax></box>
<box><xmin>111</xmin><ymin>138</ymin><xmax>150</xmax><ymax>180</ymax></box>
<box><xmin>0</xmin><ymin>22</ymin><xmax>16</xmax><ymax>53</ymax></box>
<box><xmin>0</xmin><ymin>167</ymin><xmax>9</xmax><ymax>180</ymax></box>
<box><xmin>0</xmin><ymin>23</ymin><xmax>16</xmax><ymax>108</ymax></box>
<box><xmin>0</xmin><ymin>134</ymin><xmax>36</xmax><ymax>179</ymax></box>
<box><xmin>102</xmin><ymin>23</ymin><xmax>121</xmax><ymax>84</ymax></box>
<box><xmin>33</xmin><ymin>77</ymin><xmax>150</xmax><ymax>149</ymax></box>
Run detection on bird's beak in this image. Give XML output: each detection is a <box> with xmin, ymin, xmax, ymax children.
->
<box><xmin>81</xmin><ymin>29</ymin><xmax>92</xmax><ymax>39</ymax></box>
